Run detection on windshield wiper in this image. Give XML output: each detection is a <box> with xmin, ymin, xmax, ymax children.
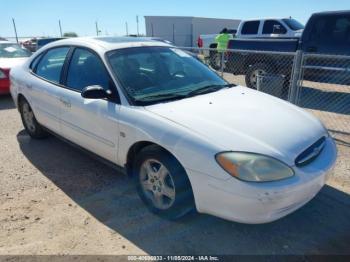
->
<box><xmin>134</xmin><ymin>93</ymin><xmax>187</xmax><ymax>103</ymax></box>
<box><xmin>133</xmin><ymin>83</ymin><xmax>235</xmax><ymax>105</ymax></box>
<box><xmin>186</xmin><ymin>84</ymin><xmax>235</xmax><ymax>97</ymax></box>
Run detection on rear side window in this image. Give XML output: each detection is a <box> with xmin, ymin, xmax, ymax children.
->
<box><xmin>308</xmin><ymin>15</ymin><xmax>350</xmax><ymax>46</ymax></box>
<box><xmin>241</xmin><ymin>21</ymin><xmax>260</xmax><ymax>35</ymax></box>
<box><xmin>35</xmin><ymin>47</ymin><xmax>69</xmax><ymax>84</ymax></box>
<box><xmin>263</xmin><ymin>20</ymin><xmax>287</xmax><ymax>34</ymax></box>
<box><xmin>66</xmin><ymin>48</ymin><xmax>110</xmax><ymax>91</ymax></box>
<box><xmin>30</xmin><ymin>53</ymin><xmax>43</xmax><ymax>71</ymax></box>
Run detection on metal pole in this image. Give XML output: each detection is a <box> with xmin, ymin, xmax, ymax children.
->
<box><xmin>288</xmin><ymin>50</ymin><xmax>303</xmax><ymax>104</ymax></box>
<box><xmin>12</xmin><ymin>18</ymin><xmax>19</xmax><ymax>43</ymax></box>
<box><xmin>191</xmin><ymin>23</ymin><xmax>193</xmax><ymax>47</ymax></box>
<box><xmin>125</xmin><ymin>22</ymin><xmax>129</xmax><ymax>36</ymax></box>
<box><xmin>151</xmin><ymin>23</ymin><xmax>154</xmax><ymax>37</ymax></box>
<box><xmin>59</xmin><ymin>20</ymin><xmax>63</xmax><ymax>37</ymax></box>
<box><xmin>136</xmin><ymin>16</ymin><xmax>139</xmax><ymax>36</ymax></box>
<box><xmin>95</xmin><ymin>21</ymin><xmax>99</xmax><ymax>36</ymax></box>
<box><xmin>172</xmin><ymin>24</ymin><xmax>175</xmax><ymax>44</ymax></box>
<box><xmin>220</xmin><ymin>52</ymin><xmax>225</xmax><ymax>77</ymax></box>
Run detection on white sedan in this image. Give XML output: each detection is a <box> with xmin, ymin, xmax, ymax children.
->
<box><xmin>10</xmin><ymin>37</ymin><xmax>337</xmax><ymax>224</ymax></box>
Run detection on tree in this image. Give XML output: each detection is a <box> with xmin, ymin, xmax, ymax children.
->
<box><xmin>63</xmin><ymin>32</ymin><xmax>78</xmax><ymax>37</ymax></box>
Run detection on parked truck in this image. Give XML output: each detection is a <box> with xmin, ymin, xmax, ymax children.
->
<box><xmin>224</xmin><ymin>10</ymin><xmax>350</xmax><ymax>89</ymax></box>
<box><xmin>199</xmin><ymin>17</ymin><xmax>304</xmax><ymax>70</ymax></box>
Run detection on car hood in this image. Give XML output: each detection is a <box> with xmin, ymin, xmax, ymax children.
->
<box><xmin>145</xmin><ymin>86</ymin><xmax>327</xmax><ymax>166</ymax></box>
<box><xmin>0</xmin><ymin>57</ymin><xmax>28</xmax><ymax>69</ymax></box>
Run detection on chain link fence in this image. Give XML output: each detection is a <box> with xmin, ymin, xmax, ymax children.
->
<box><xmin>180</xmin><ymin>46</ymin><xmax>350</xmax><ymax>144</ymax></box>
<box><xmin>298</xmin><ymin>53</ymin><xmax>350</xmax><ymax>144</ymax></box>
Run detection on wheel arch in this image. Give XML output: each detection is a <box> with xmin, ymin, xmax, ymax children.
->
<box><xmin>244</xmin><ymin>55</ymin><xmax>277</xmax><ymax>72</ymax></box>
<box><xmin>209</xmin><ymin>43</ymin><xmax>217</xmax><ymax>49</ymax></box>
<box><xmin>17</xmin><ymin>93</ymin><xmax>27</xmax><ymax>111</ymax></box>
<box><xmin>125</xmin><ymin>141</ymin><xmax>185</xmax><ymax>178</ymax></box>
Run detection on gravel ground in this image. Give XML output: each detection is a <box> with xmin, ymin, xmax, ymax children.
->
<box><xmin>0</xmin><ymin>94</ymin><xmax>349</xmax><ymax>255</ymax></box>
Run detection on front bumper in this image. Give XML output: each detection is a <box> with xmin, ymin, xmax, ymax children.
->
<box><xmin>187</xmin><ymin>137</ymin><xmax>337</xmax><ymax>224</ymax></box>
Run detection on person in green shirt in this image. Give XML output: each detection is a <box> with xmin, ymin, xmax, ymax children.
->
<box><xmin>215</xmin><ymin>28</ymin><xmax>230</xmax><ymax>53</ymax></box>
<box><xmin>214</xmin><ymin>28</ymin><xmax>230</xmax><ymax>70</ymax></box>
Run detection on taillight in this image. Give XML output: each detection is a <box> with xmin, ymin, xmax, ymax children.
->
<box><xmin>197</xmin><ymin>36</ymin><xmax>203</xmax><ymax>48</ymax></box>
<box><xmin>0</xmin><ymin>68</ymin><xmax>9</xmax><ymax>79</ymax></box>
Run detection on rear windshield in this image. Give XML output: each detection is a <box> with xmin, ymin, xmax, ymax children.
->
<box><xmin>0</xmin><ymin>43</ymin><xmax>31</xmax><ymax>58</ymax></box>
<box><xmin>283</xmin><ymin>19</ymin><xmax>305</xmax><ymax>31</ymax></box>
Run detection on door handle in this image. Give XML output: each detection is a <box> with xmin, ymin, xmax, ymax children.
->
<box><xmin>307</xmin><ymin>46</ymin><xmax>317</xmax><ymax>52</ymax></box>
<box><xmin>60</xmin><ymin>97</ymin><xmax>71</xmax><ymax>108</ymax></box>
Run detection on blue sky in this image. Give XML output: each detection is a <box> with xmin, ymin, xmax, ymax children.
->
<box><xmin>1</xmin><ymin>0</ymin><xmax>349</xmax><ymax>38</ymax></box>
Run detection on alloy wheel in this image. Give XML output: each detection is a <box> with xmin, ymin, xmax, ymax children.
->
<box><xmin>139</xmin><ymin>159</ymin><xmax>176</xmax><ymax>210</ymax></box>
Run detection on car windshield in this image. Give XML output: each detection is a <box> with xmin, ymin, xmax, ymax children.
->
<box><xmin>0</xmin><ymin>43</ymin><xmax>31</xmax><ymax>58</ymax></box>
<box><xmin>107</xmin><ymin>46</ymin><xmax>230</xmax><ymax>105</ymax></box>
<box><xmin>283</xmin><ymin>19</ymin><xmax>305</xmax><ymax>31</ymax></box>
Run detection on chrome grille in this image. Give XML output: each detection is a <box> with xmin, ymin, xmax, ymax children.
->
<box><xmin>295</xmin><ymin>137</ymin><xmax>326</xmax><ymax>167</ymax></box>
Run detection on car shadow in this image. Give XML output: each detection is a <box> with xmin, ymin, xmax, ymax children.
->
<box><xmin>0</xmin><ymin>94</ymin><xmax>15</xmax><ymax>110</ymax></box>
<box><xmin>17</xmin><ymin>130</ymin><xmax>350</xmax><ymax>255</ymax></box>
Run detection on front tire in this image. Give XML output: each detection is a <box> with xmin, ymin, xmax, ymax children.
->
<box><xmin>245</xmin><ymin>63</ymin><xmax>269</xmax><ymax>89</ymax></box>
<box><xmin>133</xmin><ymin>145</ymin><xmax>195</xmax><ymax>219</ymax></box>
<box><xmin>19</xmin><ymin>98</ymin><xmax>48</xmax><ymax>139</ymax></box>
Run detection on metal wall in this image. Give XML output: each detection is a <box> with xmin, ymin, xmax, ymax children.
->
<box><xmin>145</xmin><ymin>16</ymin><xmax>240</xmax><ymax>47</ymax></box>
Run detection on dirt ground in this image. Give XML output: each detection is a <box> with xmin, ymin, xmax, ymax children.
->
<box><xmin>0</xmin><ymin>94</ymin><xmax>349</xmax><ymax>255</ymax></box>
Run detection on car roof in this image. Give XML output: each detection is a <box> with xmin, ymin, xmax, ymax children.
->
<box><xmin>242</xmin><ymin>18</ymin><xmax>293</xmax><ymax>22</ymax></box>
<box><xmin>311</xmin><ymin>10</ymin><xmax>350</xmax><ymax>16</ymax></box>
<box><xmin>46</xmin><ymin>36</ymin><xmax>172</xmax><ymax>51</ymax></box>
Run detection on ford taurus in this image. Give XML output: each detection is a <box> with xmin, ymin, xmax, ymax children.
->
<box><xmin>10</xmin><ymin>37</ymin><xmax>337</xmax><ymax>223</ymax></box>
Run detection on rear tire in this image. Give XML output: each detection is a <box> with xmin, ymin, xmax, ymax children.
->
<box><xmin>19</xmin><ymin>98</ymin><xmax>48</xmax><ymax>139</ymax></box>
<box><xmin>133</xmin><ymin>145</ymin><xmax>195</xmax><ymax>220</ymax></box>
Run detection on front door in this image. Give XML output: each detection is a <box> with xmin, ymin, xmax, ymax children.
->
<box><xmin>59</xmin><ymin>47</ymin><xmax>120</xmax><ymax>163</ymax></box>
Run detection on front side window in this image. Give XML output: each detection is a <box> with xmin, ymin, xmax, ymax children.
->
<box><xmin>0</xmin><ymin>43</ymin><xmax>31</xmax><ymax>58</ymax></box>
<box><xmin>66</xmin><ymin>48</ymin><xmax>110</xmax><ymax>91</ymax></box>
<box><xmin>108</xmin><ymin>47</ymin><xmax>229</xmax><ymax>105</ymax></box>
<box><xmin>263</xmin><ymin>20</ymin><xmax>287</xmax><ymax>34</ymax></box>
<box><xmin>35</xmin><ymin>47</ymin><xmax>69</xmax><ymax>84</ymax></box>
<box><xmin>241</xmin><ymin>21</ymin><xmax>260</xmax><ymax>35</ymax></box>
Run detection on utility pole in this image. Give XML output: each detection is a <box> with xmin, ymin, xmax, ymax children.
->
<box><xmin>59</xmin><ymin>20</ymin><xmax>63</xmax><ymax>37</ymax></box>
<box><xmin>95</xmin><ymin>21</ymin><xmax>99</xmax><ymax>36</ymax></box>
<box><xmin>136</xmin><ymin>15</ymin><xmax>139</xmax><ymax>36</ymax></box>
<box><xmin>125</xmin><ymin>22</ymin><xmax>129</xmax><ymax>36</ymax></box>
<box><xmin>12</xmin><ymin>18</ymin><xmax>19</xmax><ymax>43</ymax></box>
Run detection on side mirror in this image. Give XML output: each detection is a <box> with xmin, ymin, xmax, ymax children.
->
<box><xmin>272</xmin><ymin>25</ymin><xmax>285</xmax><ymax>34</ymax></box>
<box><xmin>81</xmin><ymin>85</ymin><xmax>111</xmax><ymax>99</ymax></box>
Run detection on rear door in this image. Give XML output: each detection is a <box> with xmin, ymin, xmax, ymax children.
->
<box><xmin>239</xmin><ymin>21</ymin><xmax>260</xmax><ymax>38</ymax></box>
<box><xmin>59</xmin><ymin>47</ymin><xmax>120</xmax><ymax>163</ymax></box>
<box><xmin>28</xmin><ymin>47</ymin><xmax>70</xmax><ymax>134</ymax></box>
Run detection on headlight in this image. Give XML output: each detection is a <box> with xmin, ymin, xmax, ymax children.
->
<box><xmin>216</xmin><ymin>152</ymin><xmax>294</xmax><ymax>182</ymax></box>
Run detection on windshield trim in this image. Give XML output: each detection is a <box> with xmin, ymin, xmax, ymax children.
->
<box><xmin>282</xmin><ymin>19</ymin><xmax>305</xmax><ymax>31</ymax></box>
<box><xmin>105</xmin><ymin>46</ymin><xmax>229</xmax><ymax>106</ymax></box>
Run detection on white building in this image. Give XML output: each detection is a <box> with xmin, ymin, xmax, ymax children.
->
<box><xmin>145</xmin><ymin>16</ymin><xmax>241</xmax><ymax>47</ymax></box>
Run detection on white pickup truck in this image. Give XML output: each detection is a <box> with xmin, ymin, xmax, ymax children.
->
<box><xmin>198</xmin><ymin>17</ymin><xmax>304</xmax><ymax>61</ymax></box>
